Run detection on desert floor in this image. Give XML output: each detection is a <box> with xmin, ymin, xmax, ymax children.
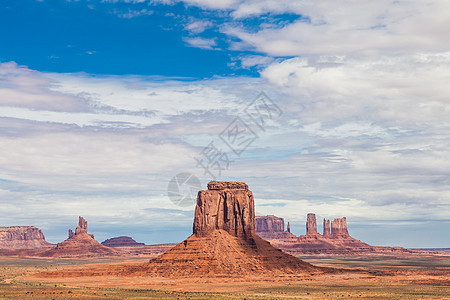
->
<box><xmin>0</xmin><ymin>254</ymin><xmax>449</xmax><ymax>299</ymax></box>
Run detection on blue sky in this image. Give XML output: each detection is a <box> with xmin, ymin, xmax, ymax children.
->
<box><xmin>1</xmin><ymin>0</ymin><xmax>449</xmax><ymax>248</ymax></box>
<box><xmin>0</xmin><ymin>1</ymin><xmax>240</xmax><ymax>77</ymax></box>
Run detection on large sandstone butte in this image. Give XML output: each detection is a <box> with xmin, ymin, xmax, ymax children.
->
<box><xmin>101</xmin><ymin>236</ymin><xmax>145</xmax><ymax>247</ymax></box>
<box><xmin>0</xmin><ymin>226</ymin><xmax>53</xmax><ymax>249</ymax></box>
<box><xmin>306</xmin><ymin>213</ymin><xmax>318</xmax><ymax>235</ymax></box>
<box><xmin>330</xmin><ymin>217</ymin><xmax>349</xmax><ymax>237</ymax></box>
<box><xmin>257</xmin><ymin>213</ymin><xmax>415</xmax><ymax>256</ymax></box>
<box><xmin>139</xmin><ymin>181</ymin><xmax>317</xmax><ymax>276</ymax></box>
<box><xmin>256</xmin><ymin>215</ymin><xmax>284</xmax><ymax>232</ymax></box>
<box><xmin>256</xmin><ymin>215</ymin><xmax>295</xmax><ymax>239</ymax></box>
<box><xmin>193</xmin><ymin>181</ymin><xmax>254</xmax><ymax>238</ymax></box>
<box><xmin>42</xmin><ymin>217</ymin><xmax>119</xmax><ymax>257</ymax></box>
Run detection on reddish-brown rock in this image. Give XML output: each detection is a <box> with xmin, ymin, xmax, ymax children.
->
<box><xmin>323</xmin><ymin>218</ymin><xmax>331</xmax><ymax>237</ymax></box>
<box><xmin>287</xmin><ymin>222</ymin><xmax>291</xmax><ymax>233</ymax></box>
<box><xmin>257</xmin><ymin>214</ymin><xmax>413</xmax><ymax>256</ymax></box>
<box><xmin>42</xmin><ymin>216</ymin><xmax>118</xmax><ymax>257</ymax></box>
<box><xmin>331</xmin><ymin>217</ymin><xmax>349</xmax><ymax>237</ymax></box>
<box><xmin>136</xmin><ymin>181</ymin><xmax>318</xmax><ymax>276</ymax></box>
<box><xmin>0</xmin><ymin>226</ymin><xmax>53</xmax><ymax>249</ymax></box>
<box><xmin>193</xmin><ymin>181</ymin><xmax>255</xmax><ymax>239</ymax></box>
<box><xmin>306</xmin><ymin>213</ymin><xmax>318</xmax><ymax>235</ymax></box>
<box><xmin>101</xmin><ymin>236</ymin><xmax>145</xmax><ymax>247</ymax></box>
<box><xmin>256</xmin><ymin>215</ymin><xmax>284</xmax><ymax>232</ymax></box>
<box><xmin>75</xmin><ymin>216</ymin><xmax>88</xmax><ymax>235</ymax></box>
<box><xmin>256</xmin><ymin>215</ymin><xmax>295</xmax><ymax>239</ymax></box>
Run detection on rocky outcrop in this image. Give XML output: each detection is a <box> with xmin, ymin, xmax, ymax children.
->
<box><xmin>331</xmin><ymin>217</ymin><xmax>349</xmax><ymax>237</ymax></box>
<box><xmin>193</xmin><ymin>181</ymin><xmax>255</xmax><ymax>239</ymax></box>
<box><xmin>258</xmin><ymin>213</ymin><xmax>413</xmax><ymax>256</ymax></box>
<box><xmin>287</xmin><ymin>222</ymin><xmax>291</xmax><ymax>233</ymax></box>
<box><xmin>256</xmin><ymin>215</ymin><xmax>284</xmax><ymax>232</ymax></box>
<box><xmin>137</xmin><ymin>181</ymin><xmax>318</xmax><ymax>276</ymax></box>
<box><xmin>75</xmin><ymin>216</ymin><xmax>88</xmax><ymax>235</ymax></box>
<box><xmin>0</xmin><ymin>226</ymin><xmax>53</xmax><ymax>249</ymax></box>
<box><xmin>323</xmin><ymin>219</ymin><xmax>331</xmax><ymax>237</ymax></box>
<box><xmin>256</xmin><ymin>215</ymin><xmax>295</xmax><ymax>239</ymax></box>
<box><xmin>306</xmin><ymin>213</ymin><xmax>318</xmax><ymax>235</ymax></box>
<box><xmin>101</xmin><ymin>236</ymin><xmax>145</xmax><ymax>247</ymax></box>
<box><xmin>42</xmin><ymin>216</ymin><xmax>118</xmax><ymax>257</ymax></box>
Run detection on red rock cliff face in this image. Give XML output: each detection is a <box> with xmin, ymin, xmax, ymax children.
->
<box><xmin>323</xmin><ymin>219</ymin><xmax>331</xmax><ymax>237</ymax></box>
<box><xmin>101</xmin><ymin>236</ymin><xmax>145</xmax><ymax>247</ymax></box>
<box><xmin>193</xmin><ymin>181</ymin><xmax>255</xmax><ymax>238</ymax></box>
<box><xmin>256</xmin><ymin>215</ymin><xmax>285</xmax><ymax>232</ymax></box>
<box><xmin>143</xmin><ymin>181</ymin><xmax>317</xmax><ymax>276</ymax></box>
<box><xmin>331</xmin><ymin>217</ymin><xmax>349</xmax><ymax>237</ymax></box>
<box><xmin>43</xmin><ymin>216</ymin><xmax>118</xmax><ymax>257</ymax></box>
<box><xmin>75</xmin><ymin>216</ymin><xmax>88</xmax><ymax>235</ymax></box>
<box><xmin>0</xmin><ymin>226</ymin><xmax>53</xmax><ymax>249</ymax></box>
<box><xmin>306</xmin><ymin>213</ymin><xmax>318</xmax><ymax>235</ymax></box>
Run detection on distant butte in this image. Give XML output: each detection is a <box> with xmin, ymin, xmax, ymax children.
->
<box><xmin>42</xmin><ymin>216</ymin><xmax>119</xmax><ymax>258</ymax></box>
<box><xmin>101</xmin><ymin>236</ymin><xmax>145</xmax><ymax>247</ymax></box>
<box><xmin>0</xmin><ymin>226</ymin><xmax>53</xmax><ymax>249</ymax></box>
<box><xmin>256</xmin><ymin>215</ymin><xmax>296</xmax><ymax>239</ymax></box>
<box><xmin>256</xmin><ymin>213</ymin><xmax>416</xmax><ymax>255</ymax></box>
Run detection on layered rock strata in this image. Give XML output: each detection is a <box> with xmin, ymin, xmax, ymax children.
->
<box><xmin>101</xmin><ymin>236</ymin><xmax>146</xmax><ymax>247</ymax></box>
<box><xmin>42</xmin><ymin>216</ymin><xmax>118</xmax><ymax>257</ymax></box>
<box><xmin>136</xmin><ymin>181</ymin><xmax>318</xmax><ymax>276</ymax></box>
<box><xmin>256</xmin><ymin>215</ymin><xmax>296</xmax><ymax>239</ymax></box>
<box><xmin>306</xmin><ymin>213</ymin><xmax>318</xmax><ymax>235</ymax></box>
<box><xmin>259</xmin><ymin>213</ymin><xmax>414</xmax><ymax>256</ymax></box>
<box><xmin>0</xmin><ymin>226</ymin><xmax>53</xmax><ymax>249</ymax></box>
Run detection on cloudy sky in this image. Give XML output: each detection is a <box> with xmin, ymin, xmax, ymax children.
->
<box><xmin>1</xmin><ymin>0</ymin><xmax>449</xmax><ymax>248</ymax></box>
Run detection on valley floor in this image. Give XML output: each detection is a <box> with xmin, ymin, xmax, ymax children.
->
<box><xmin>0</xmin><ymin>254</ymin><xmax>449</xmax><ymax>299</ymax></box>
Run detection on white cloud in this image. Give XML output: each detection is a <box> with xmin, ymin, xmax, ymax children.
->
<box><xmin>116</xmin><ymin>8</ymin><xmax>153</xmax><ymax>18</ymax></box>
<box><xmin>184</xmin><ymin>19</ymin><xmax>213</xmax><ymax>34</ymax></box>
<box><xmin>237</xmin><ymin>55</ymin><xmax>276</xmax><ymax>69</ymax></box>
<box><xmin>154</xmin><ymin>0</ymin><xmax>240</xmax><ymax>10</ymax></box>
<box><xmin>0</xmin><ymin>62</ymin><xmax>89</xmax><ymax>112</ymax></box>
<box><xmin>1</xmin><ymin>62</ymin><xmax>449</xmax><ymax>246</ymax></box>
<box><xmin>183</xmin><ymin>36</ymin><xmax>217</xmax><ymax>49</ymax></box>
<box><xmin>261</xmin><ymin>54</ymin><xmax>450</xmax><ymax>127</ymax></box>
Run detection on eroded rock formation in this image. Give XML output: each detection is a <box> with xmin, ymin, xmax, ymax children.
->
<box><xmin>0</xmin><ymin>226</ymin><xmax>53</xmax><ymax>249</ymax></box>
<box><xmin>75</xmin><ymin>216</ymin><xmax>88</xmax><ymax>235</ymax></box>
<box><xmin>138</xmin><ymin>181</ymin><xmax>318</xmax><ymax>276</ymax></box>
<box><xmin>256</xmin><ymin>215</ymin><xmax>295</xmax><ymax>239</ymax></box>
<box><xmin>257</xmin><ymin>213</ymin><xmax>413</xmax><ymax>256</ymax></box>
<box><xmin>193</xmin><ymin>181</ymin><xmax>255</xmax><ymax>238</ymax></box>
<box><xmin>101</xmin><ymin>236</ymin><xmax>145</xmax><ymax>247</ymax></box>
<box><xmin>323</xmin><ymin>218</ymin><xmax>331</xmax><ymax>237</ymax></box>
<box><xmin>42</xmin><ymin>216</ymin><xmax>118</xmax><ymax>257</ymax></box>
<box><xmin>306</xmin><ymin>213</ymin><xmax>318</xmax><ymax>235</ymax></box>
<box><xmin>256</xmin><ymin>215</ymin><xmax>284</xmax><ymax>232</ymax></box>
<box><xmin>331</xmin><ymin>217</ymin><xmax>349</xmax><ymax>237</ymax></box>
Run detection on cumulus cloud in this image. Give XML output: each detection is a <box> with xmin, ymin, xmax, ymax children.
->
<box><xmin>261</xmin><ymin>54</ymin><xmax>450</xmax><ymax>127</ymax></box>
<box><xmin>0</xmin><ymin>62</ymin><xmax>89</xmax><ymax>112</ymax></box>
<box><xmin>1</xmin><ymin>61</ymin><xmax>449</xmax><ymax>246</ymax></box>
<box><xmin>234</xmin><ymin>55</ymin><xmax>276</xmax><ymax>69</ymax></box>
<box><xmin>184</xmin><ymin>19</ymin><xmax>213</xmax><ymax>34</ymax></box>
<box><xmin>114</xmin><ymin>8</ymin><xmax>153</xmax><ymax>18</ymax></box>
<box><xmin>183</xmin><ymin>36</ymin><xmax>217</xmax><ymax>49</ymax></box>
<box><xmin>153</xmin><ymin>0</ymin><xmax>240</xmax><ymax>10</ymax></box>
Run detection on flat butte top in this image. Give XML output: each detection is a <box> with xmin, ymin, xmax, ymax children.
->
<box><xmin>207</xmin><ymin>181</ymin><xmax>249</xmax><ymax>190</ymax></box>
